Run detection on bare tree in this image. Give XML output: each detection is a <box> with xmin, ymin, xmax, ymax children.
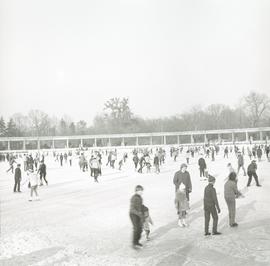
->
<box><xmin>28</xmin><ymin>110</ymin><xmax>51</xmax><ymax>136</ymax></box>
<box><xmin>243</xmin><ymin>91</ymin><xmax>270</xmax><ymax>127</ymax></box>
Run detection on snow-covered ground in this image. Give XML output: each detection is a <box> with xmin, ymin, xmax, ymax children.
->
<box><xmin>1</xmin><ymin>148</ymin><xmax>270</xmax><ymax>266</ymax></box>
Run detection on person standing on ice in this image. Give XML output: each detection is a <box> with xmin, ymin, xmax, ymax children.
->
<box><xmin>13</xmin><ymin>164</ymin><xmax>22</xmax><ymax>193</ymax></box>
<box><xmin>185</xmin><ymin>149</ymin><xmax>190</xmax><ymax>164</ymax></box>
<box><xmin>133</xmin><ymin>153</ymin><xmax>139</xmax><ymax>170</ymax></box>
<box><xmin>198</xmin><ymin>154</ymin><xmax>207</xmax><ymax>180</ymax></box>
<box><xmin>224</xmin><ymin>146</ymin><xmax>229</xmax><ymax>158</ymax></box>
<box><xmin>153</xmin><ymin>153</ymin><xmax>160</xmax><ymax>174</ymax></box>
<box><xmin>91</xmin><ymin>157</ymin><xmax>99</xmax><ymax>182</ymax></box>
<box><xmin>38</xmin><ymin>161</ymin><xmax>48</xmax><ymax>186</ymax></box>
<box><xmin>173</xmin><ymin>163</ymin><xmax>192</xmax><ymax>206</ymax></box>
<box><xmin>60</xmin><ymin>153</ymin><xmax>63</xmax><ymax>166</ymax></box>
<box><xmin>237</xmin><ymin>151</ymin><xmax>246</xmax><ymax>176</ymax></box>
<box><xmin>224</xmin><ymin>172</ymin><xmax>241</xmax><ymax>227</ymax></box>
<box><xmin>68</xmin><ymin>152</ymin><xmax>72</xmax><ymax>166</ymax></box>
<box><xmin>129</xmin><ymin>185</ymin><xmax>145</xmax><ymax>249</ymax></box>
<box><xmin>27</xmin><ymin>167</ymin><xmax>40</xmax><ymax>201</ymax></box>
<box><xmin>203</xmin><ymin>175</ymin><xmax>221</xmax><ymax>236</ymax></box>
<box><xmin>175</xmin><ymin>183</ymin><xmax>189</xmax><ymax>227</ymax></box>
<box><xmin>256</xmin><ymin>147</ymin><xmax>262</xmax><ymax>162</ymax></box>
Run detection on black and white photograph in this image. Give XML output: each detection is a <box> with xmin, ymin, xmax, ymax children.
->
<box><xmin>1</xmin><ymin>0</ymin><xmax>270</xmax><ymax>265</ymax></box>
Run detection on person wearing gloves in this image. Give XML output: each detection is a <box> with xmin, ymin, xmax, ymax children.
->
<box><xmin>203</xmin><ymin>175</ymin><xmax>221</xmax><ymax>236</ymax></box>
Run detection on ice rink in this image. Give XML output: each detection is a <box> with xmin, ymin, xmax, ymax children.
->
<box><xmin>1</xmin><ymin>147</ymin><xmax>270</xmax><ymax>266</ymax></box>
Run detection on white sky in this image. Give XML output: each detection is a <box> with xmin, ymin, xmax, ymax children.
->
<box><xmin>1</xmin><ymin>0</ymin><xmax>270</xmax><ymax>124</ymax></box>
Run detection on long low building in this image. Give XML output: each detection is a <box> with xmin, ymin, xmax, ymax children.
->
<box><xmin>0</xmin><ymin>127</ymin><xmax>270</xmax><ymax>151</ymax></box>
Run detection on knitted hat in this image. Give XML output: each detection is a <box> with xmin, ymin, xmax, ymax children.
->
<box><xmin>180</xmin><ymin>163</ymin><xmax>187</xmax><ymax>169</ymax></box>
<box><xmin>135</xmin><ymin>185</ymin><xmax>144</xmax><ymax>192</ymax></box>
<box><xmin>208</xmin><ymin>174</ymin><xmax>216</xmax><ymax>183</ymax></box>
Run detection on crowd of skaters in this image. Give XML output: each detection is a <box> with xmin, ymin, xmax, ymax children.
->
<box><xmin>1</xmin><ymin>142</ymin><xmax>270</xmax><ymax>249</ymax></box>
<box><xmin>129</xmin><ymin>143</ymin><xmax>269</xmax><ymax>249</ymax></box>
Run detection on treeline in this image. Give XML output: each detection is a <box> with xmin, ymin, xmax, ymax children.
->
<box><xmin>0</xmin><ymin>91</ymin><xmax>269</xmax><ymax>137</ymax></box>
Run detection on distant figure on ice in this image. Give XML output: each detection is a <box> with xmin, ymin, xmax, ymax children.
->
<box><xmin>203</xmin><ymin>175</ymin><xmax>221</xmax><ymax>236</ymax></box>
<box><xmin>224</xmin><ymin>147</ymin><xmax>229</xmax><ymax>158</ymax></box>
<box><xmin>185</xmin><ymin>150</ymin><xmax>190</xmax><ymax>164</ymax></box>
<box><xmin>60</xmin><ymin>153</ymin><xmax>63</xmax><ymax>166</ymax></box>
<box><xmin>198</xmin><ymin>154</ymin><xmax>207</xmax><ymax>180</ymax></box>
<box><xmin>6</xmin><ymin>156</ymin><xmax>16</xmax><ymax>174</ymax></box>
<box><xmin>129</xmin><ymin>185</ymin><xmax>144</xmax><ymax>249</ymax></box>
<box><xmin>13</xmin><ymin>164</ymin><xmax>22</xmax><ymax>193</ymax></box>
<box><xmin>38</xmin><ymin>161</ymin><xmax>48</xmax><ymax>186</ymax></box>
<box><xmin>133</xmin><ymin>153</ymin><xmax>139</xmax><ymax>170</ymax></box>
<box><xmin>27</xmin><ymin>168</ymin><xmax>40</xmax><ymax>201</ymax></box>
<box><xmin>237</xmin><ymin>151</ymin><xmax>246</xmax><ymax>176</ymax></box>
<box><xmin>257</xmin><ymin>147</ymin><xmax>263</xmax><ymax>162</ymax></box>
<box><xmin>247</xmin><ymin>160</ymin><xmax>261</xmax><ymax>187</ymax></box>
<box><xmin>175</xmin><ymin>183</ymin><xmax>189</xmax><ymax>227</ymax></box>
<box><xmin>153</xmin><ymin>153</ymin><xmax>160</xmax><ymax>174</ymax></box>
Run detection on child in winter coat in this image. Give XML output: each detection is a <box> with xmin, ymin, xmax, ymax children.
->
<box><xmin>175</xmin><ymin>183</ymin><xmax>189</xmax><ymax>227</ymax></box>
<box><xmin>142</xmin><ymin>206</ymin><xmax>153</xmax><ymax>240</ymax></box>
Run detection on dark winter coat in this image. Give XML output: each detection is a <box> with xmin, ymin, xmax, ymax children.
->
<box><xmin>129</xmin><ymin>194</ymin><xmax>144</xmax><ymax>219</ymax></box>
<box><xmin>203</xmin><ymin>184</ymin><xmax>220</xmax><ymax>211</ymax></box>
<box><xmin>198</xmin><ymin>158</ymin><xmax>207</xmax><ymax>169</ymax></box>
<box><xmin>173</xmin><ymin>171</ymin><xmax>192</xmax><ymax>201</ymax></box>
<box><xmin>14</xmin><ymin>167</ymin><xmax>21</xmax><ymax>180</ymax></box>
<box><xmin>247</xmin><ymin>162</ymin><xmax>257</xmax><ymax>174</ymax></box>
<box><xmin>38</xmin><ymin>163</ymin><xmax>46</xmax><ymax>174</ymax></box>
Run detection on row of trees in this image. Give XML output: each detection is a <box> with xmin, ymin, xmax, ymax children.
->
<box><xmin>0</xmin><ymin>91</ymin><xmax>269</xmax><ymax>138</ymax></box>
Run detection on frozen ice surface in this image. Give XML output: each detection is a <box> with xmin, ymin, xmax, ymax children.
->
<box><xmin>0</xmin><ymin>148</ymin><xmax>270</xmax><ymax>265</ymax></box>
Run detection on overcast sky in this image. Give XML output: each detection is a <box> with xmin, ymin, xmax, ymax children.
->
<box><xmin>1</xmin><ymin>0</ymin><xmax>270</xmax><ymax>124</ymax></box>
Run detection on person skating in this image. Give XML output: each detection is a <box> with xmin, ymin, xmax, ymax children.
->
<box><xmin>27</xmin><ymin>167</ymin><xmax>40</xmax><ymax>201</ymax></box>
<box><xmin>256</xmin><ymin>147</ymin><xmax>262</xmax><ymax>162</ymax></box>
<box><xmin>91</xmin><ymin>157</ymin><xmax>99</xmax><ymax>182</ymax></box>
<box><xmin>68</xmin><ymin>153</ymin><xmax>72</xmax><ymax>166</ymax></box>
<box><xmin>175</xmin><ymin>183</ymin><xmax>189</xmax><ymax>227</ymax></box>
<box><xmin>6</xmin><ymin>156</ymin><xmax>16</xmax><ymax>173</ymax></box>
<box><xmin>133</xmin><ymin>153</ymin><xmax>139</xmax><ymax>170</ymax></box>
<box><xmin>224</xmin><ymin>147</ymin><xmax>229</xmax><ymax>159</ymax></box>
<box><xmin>185</xmin><ymin>150</ymin><xmax>190</xmax><ymax>164</ymax></box>
<box><xmin>247</xmin><ymin>160</ymin><xmax>261</xmax><ymax>187</ymax></box>
<box><xmin>14</xmin><ymin>164</ymin><xmax>22</xmax><ymax>193</ymax></box>
<box><xmin>204</xmin><ymin>175</ymin><xmax>221</xmax><ymax>236</ymax></box>
<box><xmin>153</xmin><ymin>153</ymin><xmax>160</xmax><ymax>174</ymax></box>
<box><xmin>60</xmin><ymin>153</ymin><xmax>63</xmax><ymax>166</ymax></box>
<box><xmin>237</xmin><ymin>151</ymin><xmax>246</xmax><ymax>176</ymax></box>
<box><xmin>129</xmin><ymin>185</ymin><xmax>145</xmax><ymax>249</ymax></box>
<box><xmin>138</xmin><ymin>156</ymin><xmax>145</xmax><ymax>174</ymax></box>
<box><xmin>38</xmin><ymin>161</ymin><xmax>48</xmax><ymax>186</ymax></box>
